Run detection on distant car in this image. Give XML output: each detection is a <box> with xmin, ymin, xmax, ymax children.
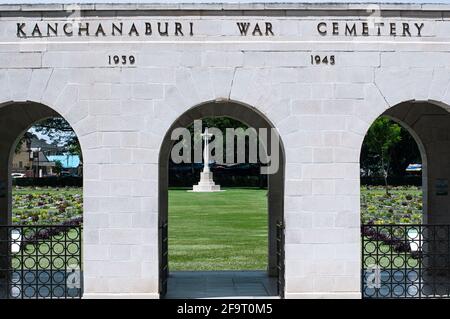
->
<box><xmin>405</xmin><ymin>163</ymin><xmax>422</xmax><ymax>173</ymax></box>
<box><xmin>11</xmin><ymin>173</ymin><xmax>26</xmax><ymax>178</ymax></box>
<box><xmin>60</xmin><ymin>171</ymin><xmax>78</xmax><ymax>177</ymax></box>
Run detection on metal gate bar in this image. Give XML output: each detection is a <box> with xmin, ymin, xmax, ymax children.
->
<box><xmin>362</xmin><ymin>224</ymin><xmax>450</xmax><ymax>299</ymax></box>
<box><xmin>276</xmin><ymin>221</ymin><xmax>285</xmax><ymax>298</ymax></box>
<box><xmin>0</xmin><ymin>225</ymin><xmax>82</xmax><ymax>299</ymax></box>
<box><xmin>159</xmin><ymin>222</ymin><xmax>169</xmax><ymax>296</ymax></box>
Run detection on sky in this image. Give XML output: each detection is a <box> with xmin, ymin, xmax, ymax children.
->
<box><xmin>0</xmin><ymin>0</ymin><xmax>448</xmax><ymax>5</ymax></box>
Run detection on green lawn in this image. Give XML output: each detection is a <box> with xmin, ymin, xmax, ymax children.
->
<box><xmin>10</xmin><ymin>186</ymin><xmax>424</xmax><ymax>271</ymax></box>
<box><xmin>168</xmin><ymin>188</ymin><xmax>268</xmax><ymax>271</ymax></box>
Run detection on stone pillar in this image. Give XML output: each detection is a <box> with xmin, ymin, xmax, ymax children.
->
<box><xmin>419</xmin><ymin>112</ymin><xmax>450</xmax><ymax>287</ymax></box>
<box><xmin>0</xmin><ymin>133</ymin><xmax>18</xmax><ymax>290</ymax></box>
<box><xmin>425</xmin><ymin>134</ymin><xmax>450</xmax><ymax>225</ymax></box>
<box><xmin>0</xmin><ymin>120</ymin><xmax>16</xmax><ymax>284</ymax></box>
<box><xmin>0</xmin><ymin>142</ymin><xmax>11</xmax><ymax>226</ymax></box>
<box><xmin>158</xmin><ymin>147</ymin><xmax>170</xmax><ymax>297</ymax></box>
<box><xmin>268</xmin><ymin>160</ymin><xmax>284</xmax><ymax>277</ymax></box>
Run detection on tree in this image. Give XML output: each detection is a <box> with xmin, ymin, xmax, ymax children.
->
<box><xmin>172</xmin><ymin>117</ymin><xmax>262</xmax><ymax>184</ymax></box>
<box><xmin>362</xmin><ymin>117</ymin><xmax>402</xmax><ymax>195</ymax></box>
<box><xmin>32</xmin><ymin>117</ymin><xmax>82</xmax><ymax>160</ymax></box>
<box><xmin>389</xmin><ymin>129</ymin><xmax>421</xmax><ymax>177</ymax></box>
<box><xmin>15</xmin><ymin>132</ymin><xmax>33</xmax><ymax>154</ymax></box>
<box><xmin>181</xmin><ymin>117</ymin><xmax>251</xmax><ymax>168</ymax></box>
<box><xmin>54</xmin><ymin>160</ymin><xmax>63</xmax><ymax>176</ymax></box>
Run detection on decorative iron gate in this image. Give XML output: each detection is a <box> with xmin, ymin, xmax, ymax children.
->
<box><xmin>0</xmin><ymin>225</ymin><xmax>82</xmax><ymax>299</ymax></box>
<box><xmin>159</xmin><ymin>221</ymin><xmax>169</xmax><ymax>297</ymax></box>
<box><xmin>362</xmin><ymin>224</ymin><xmax>450</xmax><ymax>298</ymax></box>
<box><xmin>276</xmin><ymin>221</ymin><xmax>285</xmax><ymax>298</ymax></box>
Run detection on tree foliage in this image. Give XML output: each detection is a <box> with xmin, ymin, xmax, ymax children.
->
<box><xmin>389</xmin><ymin>128</ymin><xmax>421</xmax><ymax>177</ymax></box>
<box><xmin>176</xmin><ymin>117</ymin><xmax>252</xmax><ymax>164</ymax></box>
<box><xmin>15</xmin><ymin>132</ymin><xmax>32</xmax><ymax>154</ymax></box>
<box><xmin>361</xmin><ymin>117</ymin><xmax>403</xmax><ymax>195</ymax></box>
<box><xmin>32</xmin><ymin>117</ymin><xmax>81</xmax><ymax>158</ymax></box>
<box><xmin>54</xmin><ymin>160</ymin><xmax>63</xmax><ymax>176</ymax></box>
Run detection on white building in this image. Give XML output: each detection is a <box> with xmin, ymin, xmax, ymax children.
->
<box><xmin>0</xmin><ymin>0</ymin><xmax>450</xmax><ymax>299</ymax></box>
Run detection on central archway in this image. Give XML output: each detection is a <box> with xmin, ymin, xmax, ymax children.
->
<box><xmin>158</xmin><ymin>100</ymin><xmax>285</xmax><ymax>298</ymax></box>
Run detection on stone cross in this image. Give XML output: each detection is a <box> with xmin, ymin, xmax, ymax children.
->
<box><xmin>201</xmin><ymin>127</ymin><xmax>213</xmax><ymax>173</ymax></box>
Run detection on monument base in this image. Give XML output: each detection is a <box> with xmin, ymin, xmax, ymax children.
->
<box><xmin>192</xmin><ymin>172</ymin><xmax>221</xmax><ymax>192</ymax></box>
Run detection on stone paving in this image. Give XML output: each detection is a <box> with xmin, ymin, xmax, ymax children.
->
<box><xmin>362</xmin><ymin>269</ymin><xmax>450</xmax><ymax>299</ymax></box>
<box><xmin>165</xmin><ymin>271</ymin><xmax>279</xmax><ymax>299</ymax></box>
<box><xmin>0</xmin><ymin>270</ymin><xmax>82</xmax><ymax>299</ymax></box>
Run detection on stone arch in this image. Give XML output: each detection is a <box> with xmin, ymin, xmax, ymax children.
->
<box><xmin>382</xmin><ymin>109</ymin><xmax>428</xmax><ymax>224</ymax></box>
<box><xmin>0</xmin><ymin>100</ymin><xmax>85</xmax><ymax>298</ymax></box>
<box><xmin>151</xmin><ymin>67</ymin><xmax>297</xmax><ymax>144</ymax></box>
<box><xmin>157</xmin><ymin>99</ymin><xmax>286</xmax><ymax>297</ymax></box>
<box><xmin>358</xmin><ymin>100</ymin><xmax>450</xmax><ymax>224</ymax></box>
<box><xmin>382</xmin><ymin>101</ymin><xmax>450</xmax><ymax>224</ymax></box>
<box><xmin>360</xmin><ymin>100</ymin><xmax>450</xmax><ymax>298</ymax></box>
<box><xmin>0</xmin><ymin>100</ymin><xmax>85</xmax><ymax>224</ymax></box>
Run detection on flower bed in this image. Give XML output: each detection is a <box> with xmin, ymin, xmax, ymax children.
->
<box><xmin>12</xmin><ymin>186</ymin><xmax>83</xmax><ymax>225</ymax></box>
<box><xmin>361</xmin><ymin>186</ymin><xmax>422</xmax><ymax>225</ymax></box>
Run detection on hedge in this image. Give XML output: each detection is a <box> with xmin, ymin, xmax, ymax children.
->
<box><xmin>12</xmin><ymin>173</ymin><xmax>421</xmax><ymax>188</ymax></box>
<box><xmin>169</xmin><ymin>173</ymin><xmax>267</xmax><ymax>188</ymax></box>
<box><xmin>13</xmin><ymin>176</ymin><xmax>82</xmax><ymax>187</ymax></box>
<box><xmin>360</xmin><ymin>176</ymin><xmax>422</xmax><ymax>186</ymax></box>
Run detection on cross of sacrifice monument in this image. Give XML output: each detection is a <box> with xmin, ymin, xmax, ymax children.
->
<box><xmin>192</xmin><ymin>127</ymin><xmax>221</xmax><ymax>192</ymax></box>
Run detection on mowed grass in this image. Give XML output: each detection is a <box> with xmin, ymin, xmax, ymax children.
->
<box><xmin>168</xmin><ymin>188</ymin><xmax>268</xmax><ymax>271</ymax></box>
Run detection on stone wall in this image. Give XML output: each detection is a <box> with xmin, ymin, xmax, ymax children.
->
<box><xmin>0</xmin><ymin>2</ymin><xmax>449</xmax><ymax>298</ymax></box>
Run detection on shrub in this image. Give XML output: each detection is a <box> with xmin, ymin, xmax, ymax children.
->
<box><xmin>13</xmin><ymin>176</ymin><xmax>82</xmax><ymax>187</ymax></box>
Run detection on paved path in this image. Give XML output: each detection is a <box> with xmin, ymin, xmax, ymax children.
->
<box><xmin>165</xmin><ymin>271</ymin><xmax>279</xmax><ymax>299</ymax></box>
<box><xmin>362</xmin><ymin>269</ymin><xmax>450</xmax><ymax>298</ymax></box>
<box><xmin>0</xmin><ymin>270</ymin><xmax>82</xmax><ymax>299</ymax></box>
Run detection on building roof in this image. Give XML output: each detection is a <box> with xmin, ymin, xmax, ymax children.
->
<box><xmin>30</xmin><ymin>136</ymin><xmax>62</xmax><ymax>153</ymax></box>
<box><xmin>29</xmin><ymin>148</ymin><xmax>54</xmax><ymax>165</ymax></box>
<box><xmin>47</xmin><ymin>155</ymin><xmax>81</xmax><ymax>169</ymax></box>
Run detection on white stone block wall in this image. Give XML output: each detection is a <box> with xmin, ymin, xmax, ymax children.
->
<box><xmin>0</xmin><ymin>2</ymin><xmax>449</xmax><ymax>298</ymax></box>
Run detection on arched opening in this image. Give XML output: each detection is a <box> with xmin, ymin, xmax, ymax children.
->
<box><xmin>0</xmin><ymin>102</ymin><xmax>83</xmax><ymax>299</ymax></box>
<box><xmin>361</xmin><ymin>101</ymin><xmax>450</xmax><ymax>298</ymax></box>
<box><xmin>158</xmin><ymin>100</ymin><xmax>285</xmax><ymax>298</ymax></box>
<box><xmin>360</xmin><ymin>115</ymin><xmax>425</xmax><ymax>225</ymax></box>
